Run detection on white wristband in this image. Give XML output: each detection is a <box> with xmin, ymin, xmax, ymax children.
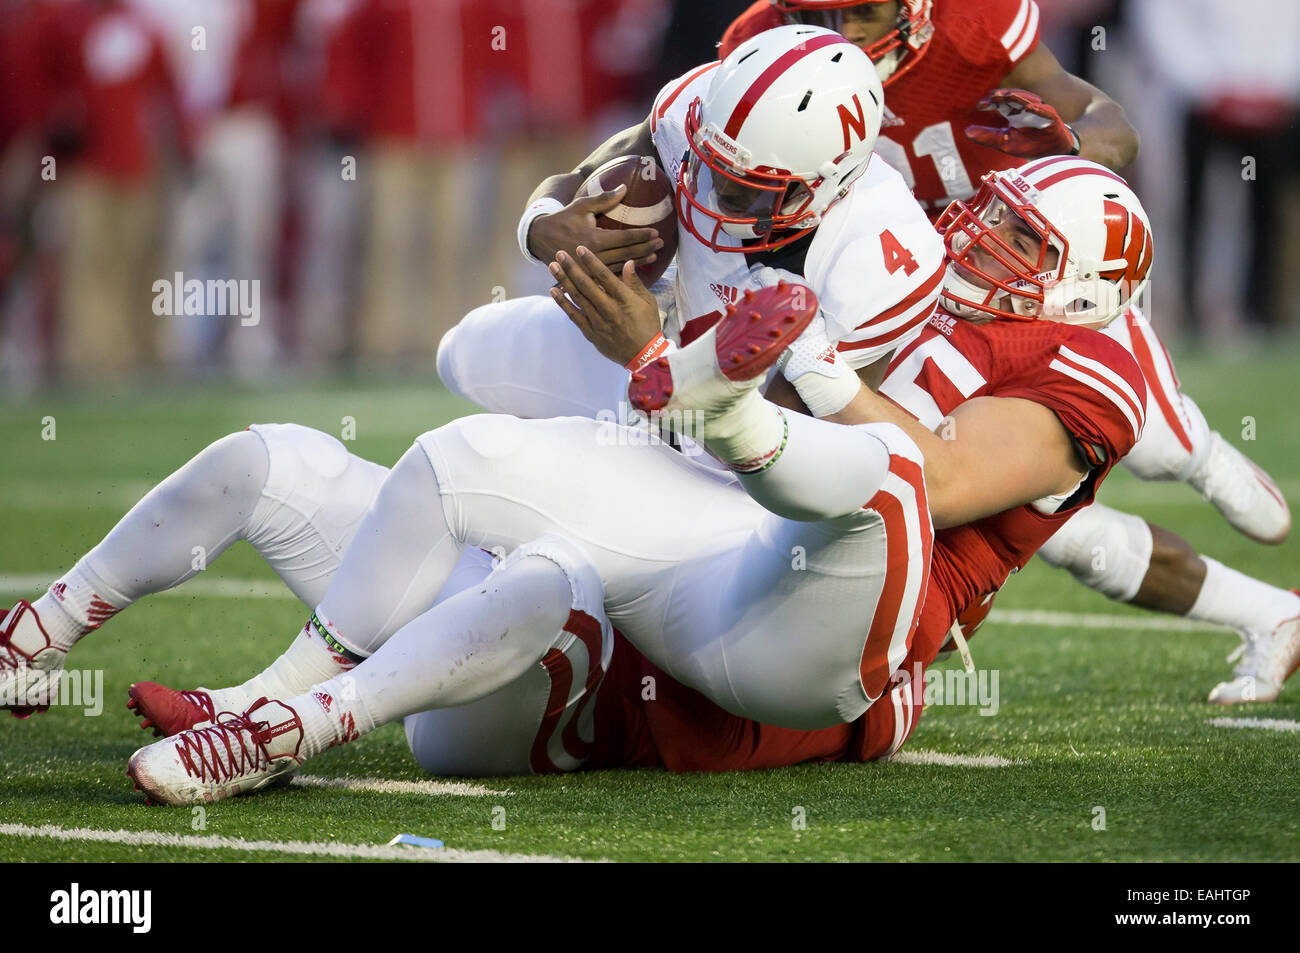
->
<box><xmin>790</xmin><ymin>362</ymin><xmax>862</xmax><ymax>418</ymax></box>
<box><xmin>518</xmin><ymin>198</ymin><xmax>565</xmax><ymax>265</ymax></box>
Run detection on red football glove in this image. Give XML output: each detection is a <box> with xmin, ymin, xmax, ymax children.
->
<box><xmin>964</xmin><ymin>89</ymin><xmax>1079</xmax><ymax>158</ymax></box>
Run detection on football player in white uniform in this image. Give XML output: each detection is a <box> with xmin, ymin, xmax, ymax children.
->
<box><xmin>1</xmin><ymin>26</ymin><xmax>933</xmax><ymax>772</ymax></box>
<box><xmin>437</xmin><ymin>25</ymin><xmax>945</xmax><ymax>433</ymax></box>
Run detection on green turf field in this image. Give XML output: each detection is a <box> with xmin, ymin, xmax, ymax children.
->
<box><xmin>1</xmin><ymin>352</ymin><xmax>1297</xmax><ymax>862</ymax></box>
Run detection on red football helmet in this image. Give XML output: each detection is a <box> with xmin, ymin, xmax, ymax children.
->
<box><xmin>772</xmin><ymin>0</ymin><xmax>935</xmax><ymax>85</ymax></box>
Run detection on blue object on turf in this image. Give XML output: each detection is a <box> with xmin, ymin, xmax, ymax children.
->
<box><xmin>388</xmin><ymin>833</ymin><xmax>445</xmax><ymax>849</ymax></box>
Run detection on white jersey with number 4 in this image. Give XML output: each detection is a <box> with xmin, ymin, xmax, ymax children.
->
<box><xmin>649</xmin><ymin>62</ymin><xmax>947</xmax><ymax>369</ymax></box>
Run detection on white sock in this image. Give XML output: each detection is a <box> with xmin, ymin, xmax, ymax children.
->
<box><xmin>702</xmin><ymin>391</ymin><xmax>789</xmax><ymax>472</ymax></box>
<box><xmin>1189</xmin><ymin>557</ymin><xmax>1300</xmax><ymax>634</ymax></box>
<box><xmin>206</xmin><ymin>621</ymin><xmax>357</xmax><ymax>713</ymax></box>
<box><xmin>736</xmin><ymin>409</ymin><xmax>893</xmax><ymax>522</ymax></box>
<box><xmin>31</xmin><ymin>563</ymin><xmax>129</xmax><ymax>651</ymax></box>
<box><xmin>295</xmin><ymin>673</ymin><xmax>379</xmax><ymax>759</ymax></box>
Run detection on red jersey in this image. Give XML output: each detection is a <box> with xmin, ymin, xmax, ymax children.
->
<box><xmin>592</xmin><ymin>311</ymin><xmax>1145</xmax><ymax>771</ymax></box>
<box><xmin>881</xmin><ymin>310</ymin><xmax>1146</xmax><ymax>645</ymax></box>
<box><xmin>721</xmin><ymin>0</ymin><xmax>1044</xmax><ymax>214</ymax></box>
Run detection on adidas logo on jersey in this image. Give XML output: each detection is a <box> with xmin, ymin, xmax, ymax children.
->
<box><xmin>930</xmin><ymin>313</ymin><xmax>959</xmax><ymax>336</ymax></box>
<box><xmin>710</xmin><ymin>282</ymin><xmax>739</xmax><ymax>306</ymax></box>
<box><xmin>881</xmin><ymin>105</ymin><xmax>904</xmax><ymax>128</ymax></box>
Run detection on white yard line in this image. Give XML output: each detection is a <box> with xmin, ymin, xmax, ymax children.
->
<box><xmin>293</xmin><ymin>775</ymin><xmax>511</xmax><ymax>798</ymax></box>
<box><xmin>1209</xmin><ymin>717</ymin><xmax>1300</xmax><ymax>733</ymax></box>
<box><xmin>0</xmin><ymin>481</ymin><xmax>155</xmax><ymax>511</ymax></box>
<box><xmin>988</xmin><ymin>608</ymin><xmax>1220</xmax><ymax>633</ymax></box>
<box><xmin>0</xmin><ymin>823</ymin><xmax>595</xmax><ymax>863</ymax></box>
<box><xmin>889</xmin><ymin>749</ymin><xmax>1023</xmax><ymax>768</ymax></box>
<box><xmin>0</xmin><ymin>574</ymin><xmax>296</xmax><ymax>600</ymax></box>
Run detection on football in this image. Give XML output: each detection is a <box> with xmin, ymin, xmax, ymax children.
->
<box><xmin>577</xmin><ymin>154</ymin><xmax>678</xmax><ymax>286</ymax></box>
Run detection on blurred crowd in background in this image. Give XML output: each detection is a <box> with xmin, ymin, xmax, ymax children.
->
<box><xmin>0</xmin><ymin>0</ymin><xmax>1297</xmax><ymax>393</ymax></box>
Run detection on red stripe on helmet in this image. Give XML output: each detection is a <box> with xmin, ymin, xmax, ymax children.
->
<box><xmin>723</xmin><ymin>33</ymin><xmax>850</xmax><ymax>141</ymax></box>
<box><xmin>1032</xmin><ymin>165</ymin><xmax>1129</xmax><ymax>191</ymax></box>
<box><xmin>653</xmin><ymin>61</ymin><xmax>720</xmax><ymax>132</ymax></box>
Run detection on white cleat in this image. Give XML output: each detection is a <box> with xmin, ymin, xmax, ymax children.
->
<box><xmin>1189</xmin><ymin>432</ymin><xmax>1291</xmax><ymax>545</ymax></box>
<box><xmin>1208</xmin><ymin>597</ymin><xmax>1300</xmax><ymax>704</ymax></box>
<box><xmin>0</xmin><ymin>601</ymin><xmax>67</xmax><ymax>718</ymax></box>
<box><xmin>127</xmin><ymin>697</ymin><xmax>304</xmax><ymax>805</ymax></box>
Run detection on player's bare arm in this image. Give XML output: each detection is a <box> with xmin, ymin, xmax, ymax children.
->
<box><xmin>549</xmin><ymin>235</ymin><xmax>1088</xmax><ymax>530</ymax></box>
<box><xmin>976</xmin><ymin>43</ymin><xmax>1139</xmax><ymax>169</ymax></box>
<box><xmin>829</xmin><ymin>385</ymin><xmax>1086</xmax><ymax>529</ymax></box>
<box><xmin>523</xmin><ymin>117</ymin><xmax>664</xmax><ymax>267</ymax></box>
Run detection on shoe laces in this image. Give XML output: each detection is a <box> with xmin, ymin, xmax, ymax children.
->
<box><xmin>179</xmin><ymin>689</ymin><xmax>216</xmax><ymax>722</ymax></box>
<box><xmin>175</xmin><ymin>699</ymin><xmax>288</xmax><ymax>784</ymax></box>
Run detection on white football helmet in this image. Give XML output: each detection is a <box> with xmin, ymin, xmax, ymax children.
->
<box><xmin>773</xmin><ymin>0</ymin><xmax>936</xmax><ymax>85</ymax></box>
<box><xmin>678</xmin><ymin>24</ymin><xmax>884</xmax><ymax>253</ymax></box>
<box><xmin>936</xmin><ymin>157</ymin><xmax>1155</xmax><ymax>328</ymax></box>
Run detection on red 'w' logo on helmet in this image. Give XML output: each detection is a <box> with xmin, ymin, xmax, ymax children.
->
<box><xmin>1100</xmin><ymin>198</ymin><xmax>1153</xmax><ymax>284</ymax></box>
<box><xmin>837</xmin><ymin>94</ymin><xmax>868</xmax><ymax>151</ymax></box>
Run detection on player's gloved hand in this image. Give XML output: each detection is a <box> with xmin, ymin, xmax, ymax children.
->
<box><xmin>528</xmin><ymin>185</ymin><xmax>663</xmax><ymax>268</ymax></box>
<box><xmin>776</xmin><ymin>312</ymin><xmax>862</xmax><ymax>418</ymax></box>
<box><xmin>964</xmin><ymin>89</ymin><xmax>1079</xmax><ymax>158</ymax></box>
<box><xmin>742</xmin><ymin>266</ymin><xmax>861</xmax><ymax>418</ymax></box>
<box><xmin>549</xmin><ymin>246</ymin><xmax>663</xmax><ymax>367</ymax></box>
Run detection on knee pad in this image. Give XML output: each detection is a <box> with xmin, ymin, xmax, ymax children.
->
<box><xmin>1037</xmin><ymin>504</ymin><xmax>1153</xmax><ymax>602</ymax></box>
<box><xmin>191</xmin><ymin>428</ymin><xmax>271</xmax><ymax>496</ymax></box>
<box><xmin>852</xmin><ymin>420</ymin><xmax>925</xmax><ymax>470</ymax></box>
<box><xmin>495</xmin><ymin>534</ymin><xmax>610</xmax><ymax>658</ymax></box>
<box><xmin>244</xmin><ymin>424</ymin><xmax>391</xmax><ymax>605</ymax></box>
<box><xmin>404</xmin><ymin>534</ymin><xmax>612</xmax><ymax>777</ymax></box>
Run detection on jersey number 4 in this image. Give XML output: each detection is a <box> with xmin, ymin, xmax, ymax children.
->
<box><xmin>880</xmin><ymin>229</ymin><xmax>919</xmax><ymax>276</ymax></box>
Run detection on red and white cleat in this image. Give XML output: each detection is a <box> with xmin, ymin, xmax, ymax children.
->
<box><xmin>1208</xmin><ymin>592</ymin><xmax>1300</xmax><ymax>704</ymax></box>
<box><xmin>127</xmin><ymin>682</ymin><xmax>217</xmax><ymax>737</ymax></box>
<box><xmin>629</xmin><ymin>280</ymin><xmax>819</xmax><ymax>419</ymax></box>
<box><xmin>1</xmin><ymin>601</ymin><xmax>67</xmax><ymax>719</ymax></box>
<box><xmin>1190</xmin><ymin>432</ymin><xmax>1291</xmax><ymax>545</ymax></box>
<box><xmin>127</xmin><ymin>697</ymin><xmax>304</xmax><ymax>805</ymax></box>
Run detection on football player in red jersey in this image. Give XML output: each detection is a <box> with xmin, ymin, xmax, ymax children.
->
<box><xmin>720</xmin><ymin>0</ymin><xmax>1138</xmax><ymax>214</ymax></box>
<box><xmin>721</xmin><ymin>0</ymin><xmax>1297</xmax><ymax>704</ymax></box>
